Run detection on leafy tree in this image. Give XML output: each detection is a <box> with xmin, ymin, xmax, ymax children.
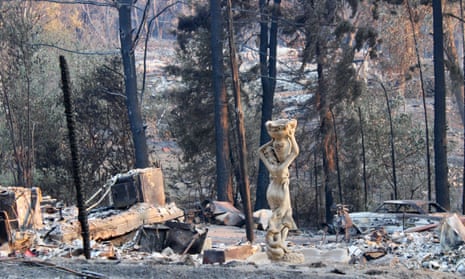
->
<box><xmin>166</xmin><ymin>3</ymin><xmax>230</xmax><ymax>203</ymax></box>
<box><xmin>72</xmin><ymin>57</ymin><xmax>135</xmax><ymax>201</ymax></box>
<box><xmin>279</xmin><ymin>0</ymin><xmax>379</xmax><ymax>223</ymax></box>
<box><xmin>0</xmin><ymin>1</ymin><xmax>44</xmax><ymax>187</ymax></box>
<box><xmin>166</xmin><ymin>2</ymin><xmax>262</xmax><ymax>206</ymax></box>
<box><xmin>359</xmin><ymin>83</ymin><xmax>428</xmax><ymax>205</ymax></box>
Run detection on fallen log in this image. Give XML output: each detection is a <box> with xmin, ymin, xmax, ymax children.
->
<box><xmin>53</xmin><ymin>203</ymin><xmax>184</xmax><ymax>243</ymax></box>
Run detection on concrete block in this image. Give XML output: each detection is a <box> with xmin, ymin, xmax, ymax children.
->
<box><xmin>203</xmin><ymin>244</ymin><xmax>259</xmax><ymax>264</ymax></box>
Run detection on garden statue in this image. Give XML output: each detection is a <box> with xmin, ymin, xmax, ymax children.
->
<box><xmin>258</xmin><ymin>118</ymin><xmax>303</xmax><ymax>263</ymax></box>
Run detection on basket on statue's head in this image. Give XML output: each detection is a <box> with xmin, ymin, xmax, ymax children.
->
<box><xmin>265</xmin><ymin>119</ymin><xmax>297</xmax><ymax>136</ymax></box>
<box><xmin>265</xmin><ymin>119</ymin><xmax>298</xmax><ymax>163</ymax></box>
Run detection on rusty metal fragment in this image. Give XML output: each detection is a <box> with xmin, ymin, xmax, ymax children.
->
<box><xmin>164</xmin><ymin>221</ymin><xmax>208</xmax><ymax>254</ymax></box>
<box><xmin>346</xmin><ymin>200</ymin><xmax>449</xmax><ymax>234</ymax></box>
<box><xmin>135</xmin><ymin>224</ymin><xmax>169</xmax><ymax>253</ymax></box>
<box><xmin>334</xmin><ymin>204</ymin><xmax>353</xmax><ymax>242</ymax></box>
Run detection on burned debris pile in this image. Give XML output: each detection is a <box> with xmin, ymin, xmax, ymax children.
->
<box><xmin>1</xmin><ymin>169</ymin><xmax>465</xmax><ymax>276</ymax></box>
<box><xmin>0</xmin><ymin>168</ymin><xmax>209</xmax><ymax>261</ymax></box>
<box><xmin>328</xmin><ymin>203</ymin><xmax>465</xmax><ymax>274</ymax></box>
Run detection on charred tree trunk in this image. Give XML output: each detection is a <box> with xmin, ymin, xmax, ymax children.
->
<box><xmin>358</xmin><ymin>107</ymin><xmax>368</xmax><ymax>210</ymax></box>
<box><xmin>330</xmin><ymin>108</ymin><xmax>342</xmax><ymax>204</ymax></box>
<box><xmin>118</xmin><ymin>0</ymin><xmax>149</xmax><ymax>168</ymax></box>
<box><xmin>313</xmin><ymin>150</ymin><xmax>320</xmax><ymax>224</ymax></box>
<box><xmin>433</xmin><ymin>0</ymin><xmax>450</xmax><ymax>210</ymax></box>
<box><xmin>460</xmin><ymin>0</ymin><xmax>465</xmax><ymax>214</ymax></box>
<box><xmin>210</xmin><ymin>0</ymin><xmax>233</xmax><ymax>203</ymax></box>
<box><xmin>255</xmin><ymin>0</ymin><xmax>281</xmax><ymax>210</ymax></box>
<box><xmin>226</xmin><ymin>0</ymin><xmax>254</xmax><ymax>242</ymax></box>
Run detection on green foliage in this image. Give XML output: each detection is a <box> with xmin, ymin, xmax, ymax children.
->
<box><xmin>165</xmin><ymin>2</ymin><xmax>266</xmax><ymax>206</ymax></box>
<box><xmin>334</xmin><ymin>21</ymin><xmax>355</xmax><ymax>39</ymax></box>
<box><xmin>34</xmin><ymin>57</ymin><xmax>134</xmax><ymax>204</ymax></box>
<box><xmin>0</xmin><ymin>0</ymin><xmax>45</xmax><ymax>187</ymax></box>
<box><xmin>360</xmin><ymin>87</ymin><xmax>428</xmax><ymax>203</ymax></box>
<box><xmin>177</xmin><ymin>5</ymin><xmax>209</xmax><ymax>32</ymax></box>
<box><xmin>163</xmin><ymin>4</ymin><xmax>222</xmax><ymax>204</ymax></box>
<box><xmin>355</xmin><ymin>26</ymin><xmax>378</xmax><ymax>54</ymax></box>
<box><xmin>340</xmin><ymin>112</ymin><xmax>363</xmax><ymax>208</ymax></box>
<box><xmin>0</xmin><ymin>1</ymin><xmax>130</xmax><ymax>204</ymax></box>
<box><xmin>0</xmin><ymin>0</ymin><xmax>457</xmax><ymax>220</ymax></box>
<box><xmin>333</xmin><ymin>49</ymin><xmax>358</xmax><ymax>102</ymax></box>
<box><xmin>167</xmin><ymin>27</ymin><xmax>215</xmax><ymax>160</ymax></box>
<box><xmin>73</xmin><ymin>57</ymin><xmax>134</xmax><ymax>200</ymax></box>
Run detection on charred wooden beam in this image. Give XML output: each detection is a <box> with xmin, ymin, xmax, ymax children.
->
<box><xmin>54</xmin><ymin>203</ymin><xmax>184</xmax><ymax>243</ymax></box>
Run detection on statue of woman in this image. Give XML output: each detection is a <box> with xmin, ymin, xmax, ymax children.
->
<box><xmin>258</xmin><ymin>119</ymin><xmax>302</xmax><ymax>262</ymax></box>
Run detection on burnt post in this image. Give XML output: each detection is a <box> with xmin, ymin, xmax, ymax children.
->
<box><xmin>60</xmin><ymin>56</ymin><xmax>91</xmax><ymax>259</ymax></box>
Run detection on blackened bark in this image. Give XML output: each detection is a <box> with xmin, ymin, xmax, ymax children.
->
<box><xmin>60</xmin><ymin>56</ymin><xmax>91</xmax><ymax>259</ymax></box>
<box><xmin>226</xmin><ymin>0</ymin><xmax>254</xmax><ymax>242</ymax></box>
<box><xmin>432</xmin><ymin>0</ymin><xmax>450</xmax><ymax>209</ymax></box>
<box><xmin>210</xmin><ymin>0</ymin><xmax>233</xmax><ymax>203</ymax></box>
<box><xmin>329</xmin><ymin>108</ymin><xmax>342</xmax><ymax>204</ymax></box>
<box><xmin>269</xmin><ymin>0</ymin><xmax>280</xmax><ymax>94</ymax></box>
<box><xmin>255</xmin><ymin>0</ymin><xmax>281</xmax><ymax>210</ymax></box>
<box><xmin>118</xmin><ymin>0</ymin><xmax>149</xmax><ymax>168</ymax></box>
<box><xmin>358</xmin><ymin>107</ymin><xmax>368</xmax><ymax>210</ymax></box>
<box><xmin>460</xmin><ymin>0</ymin><xmax>465</xmax><ymax>214</ymax></box>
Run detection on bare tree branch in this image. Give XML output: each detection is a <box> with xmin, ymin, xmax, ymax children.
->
<box><xmin>31</xmin><ymin>43</ymin><xmax>119</xmax><ymax>56</ymax></box>
<box><xmin>33</xmin><ymin>0</ymin><xmax>115</xmax><ymax>7</ymax></box>
<box><xmin>102</xmin><ymin>88</ymin><xmax>127</xmax><ymax>98</ymax></box>
<box><xmin>140</xmin><ymin>0</ymin><xmax>184</xmax><ymax>104</ymax></box>
<box><xmin>132</xmin><ymin>0</ymin><xmax>151</xmax><ymax>50</ymax></box>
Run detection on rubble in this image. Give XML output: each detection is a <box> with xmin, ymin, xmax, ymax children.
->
<box><xmin>440</xmin><ymin>213</ymin><xmax>465</xmax><ymax>250</ymax></box>
<box><xmin>203</xmin><ymin>244</ymin><xmax>259</xmax><ymax>264</ymax></box>
<box><xmin>200</xmin><ymin>199</ymin><xmax>245</xmax><ymax>227</ymax></box>
<box><xmin>1</xmin><ymin>170</ymin><xmax>465</xmax><ymax>277</ymax></box>
<box><xmin>346</xmin><ymin>200</ymin><xmax>449</xmax><ymax>234</ymax></box>
<box><xmin>0</xmin><ymin>186</ymin><xmax>43</xmax><ymax>231</ymax></box>
<box><xmin>253</xmin><ymin>209</ymin><xmax>272</xmax><ymax>230</ymax></box>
